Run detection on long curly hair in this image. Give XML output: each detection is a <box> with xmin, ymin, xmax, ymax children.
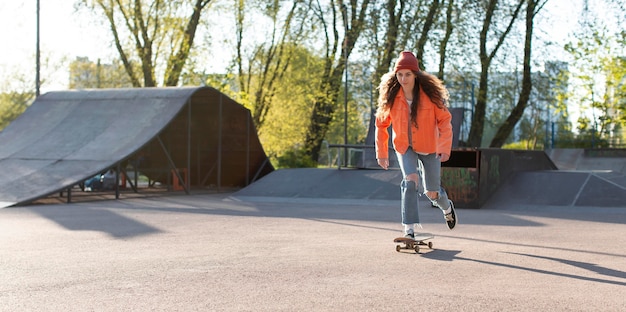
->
<box><xmin>376</xmin><ymin>70</ymin><xmax>449</xmax><ymax>127</ymax></box>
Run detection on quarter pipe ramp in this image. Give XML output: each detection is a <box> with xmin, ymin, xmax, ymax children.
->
<box><xmin>0</xmin><ymin>86</ymin><xmax>273</xmax><ymax>208</ymax></box>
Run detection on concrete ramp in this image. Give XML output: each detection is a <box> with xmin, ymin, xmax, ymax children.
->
<box><xmin>233</xmin><ymin>168</ymin><xmax>402</xmax><ymax>202</ymax></box>
<box><xmin>547</xmin><ymin>148</ymin><xmax>626</xmax><ymax>174</ymax></box>
<box><xmin>235</xmin><ymin>168</ymin><xmax>626</xmax><ymax>208</ymax></box>
<box><xmin>0</xmin><ymin>87</ymin><xmax>273</xmax><ymax>208</ymax></box>
<box><xmin>485</xmin><ymin>170</ymin><xmax>626</xmax><ymax>207</ymax></box>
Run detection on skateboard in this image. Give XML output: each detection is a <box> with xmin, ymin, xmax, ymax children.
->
<box><xmin>394</xmin><ymin>233</ymin><xmax>434</xmax><ymax>253</ymax></box>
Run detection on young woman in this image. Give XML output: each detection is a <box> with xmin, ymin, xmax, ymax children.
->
<box><xmin>375</xmin><ymin>51</ymin><xmax>457</xmax><ymax>238</ymax></box>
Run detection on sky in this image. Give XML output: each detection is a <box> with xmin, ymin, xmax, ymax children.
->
<box><xmin>0</xmin><ymin>1</ymin><xmax>111</xmax><ymax>92</ymax></box>
<box><xmin>0</xmin><ymin>0</ymin><xmax>232</xmax><ymax>93</ymax></box>
<box><xmin>0</xmin><ymin>0</ymin><xmax>599</xmax><ymax>94</ymax></box>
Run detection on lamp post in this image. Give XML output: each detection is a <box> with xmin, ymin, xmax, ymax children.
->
<box><xmin>344</xmin><ymin>48</ymin><xmax>348</xmax><ymax>166</ymax></box>
<box><xmin>36</xmin><ymin>0</ymin><xmax>41</xmax><ymax>97</ymax></box>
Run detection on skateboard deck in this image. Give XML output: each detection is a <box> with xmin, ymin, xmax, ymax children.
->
<box><xmin>393</xmin><ymin>233</ymin><xmax>434</xmax><ymax>253</ymax></box>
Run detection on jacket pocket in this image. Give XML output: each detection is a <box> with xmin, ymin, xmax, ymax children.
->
<box><xmin>417</xmin><ymin>106</ymin><xmax>434</xmax><ymax>129</ymax></box>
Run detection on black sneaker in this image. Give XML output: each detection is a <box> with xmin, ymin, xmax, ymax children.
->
<box><xmin>444</xmin><ymin>200</ymin><xmax>457</xmax><ymax>230</ymax></box>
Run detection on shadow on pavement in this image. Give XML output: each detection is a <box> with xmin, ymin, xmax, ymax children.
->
<box><xmin>505</xmin><ymin>252</ymin><xmax>626</xmax><ymax>282</ymax></box>
<box><xmin>421</xmin><ymin>250</ymin><xmax>626</xmax><ymax>288</ymax></box>
<box><xmin>18</xmin><ymin>193</ymin><xmax>626</xmax><ymax>240</ymax></box>
<box><xmin>32</xmin><ymin>205</ymin><xmax>162</xmax><ymax>238</ymax></box>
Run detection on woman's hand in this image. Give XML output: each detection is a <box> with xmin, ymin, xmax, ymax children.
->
<box><xmin>377</xmin><ymin>158</ymin><xmax>389</xmax><ymax>170</ymax></box>
<box><xmin>438</xmin><ymin>153</ymin><xmax>450</xmax><ymax>162</ymax></box>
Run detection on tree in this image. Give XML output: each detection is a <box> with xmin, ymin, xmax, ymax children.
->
<box><xmin>365</xmin><ymin>0</ymin><xmax>454</xmax><ymax>78</ymax></box>
<box><xmin>321</xmin><ymin>59</ymin><xmax>372</xmax><ymax>167</ymax></box>
<box><xmin>364</xmin><ymin>0</ymin><xmax>407</xmax><ymax>87</ymax></box>
<box><xmin>254</xmin><ymin>47</ymin><xmax>326</xmax><ymax>167</ymax></box>
<box><xmin>605</xmin><ymin>56</ymin><xmax>626</xmax><ymax>146</ymax></box>
<box><xmin>490</xmin><ymin>0</ymin><xmax>548</xmax><ymax>147</ymax></box>
<box><xmin>233</xmin><ymin>0</ymin><xmax>310</xmax><ymax>131</ymax></box>
<box><xmin>81</xmin><ymin>0</ymin><xmax>214</xmax><ymax>87</ymax></box>
<box><xmin>437</xmin><ymin>0</ymin><xmax>457</xmax><ymax>79</ymax></box>
<box><xmin>466</xmin><ymin>0</ymin><xmax>525</xmax><ymax>147</ymax></box>
<box><xmin>564</xmin><ymin>3</ymin><xmax>626</xmax><ymax>148</ymax></box>
<box><xmin>412</xmin><ymin>0</ymin><xmax>442</xmax><ymax>65</ymax></box>
<box><xmin>303</xmin><ymin>0</ymin><xmax>373</xmax><ymax>163</ymax></box>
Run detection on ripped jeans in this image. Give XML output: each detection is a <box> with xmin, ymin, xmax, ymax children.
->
<box><xmin>397</xmin><ymin>148</ymin><xmax>451</xmax><ymax>225</ymax></box>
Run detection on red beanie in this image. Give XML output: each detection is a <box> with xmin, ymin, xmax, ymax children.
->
<box><xmin>394</xmin><ymin>51</ymin><xmax>420</xmax><ymax>72</ymax></box>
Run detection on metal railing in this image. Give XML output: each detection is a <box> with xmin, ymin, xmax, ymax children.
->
<box><xmin>327</xmin><ymin>144</ymin><xmax>375</xmax><ymax>169</ymax></box>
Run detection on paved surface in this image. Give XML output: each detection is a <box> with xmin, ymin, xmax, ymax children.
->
<box><xmin>1</xmin><ymin>193</ymin><xmax>625</xmax><ymax>311</ymax></box>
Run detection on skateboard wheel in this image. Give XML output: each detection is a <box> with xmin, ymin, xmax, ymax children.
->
<box><xmin>414</xmin><ymin>245</ymin><xmax>420</xmax><ymax>253</ymax></box>
<box><xmin>428</xmin><ymin>242</ymin><xmax>433</xmax><ymax>249</ymax></box>
<box><xmin>396</xmin><ymin>245</ymin><xmax>401</xmax><ymax>252</ymax></box>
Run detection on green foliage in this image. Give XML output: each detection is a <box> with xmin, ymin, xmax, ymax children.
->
<box><xmin>274</xmin><ymin>148</ymin><xmax>317</xmax><ymax>168</ymax></box>
<box><xmin>254</xmin><ymin>48</ymin><xmax>371</xmax><ymax>168</ymax></box>
<box><xmin>252</xmin><ymin>47</ymin><xmax>324</xmax><ymax>168</ymax></box>
<box><xmin>324</xmin><ymin>96</ymin><xmax>369</xmax><ymax>145</ymax></box>
<box><xmin>0</xmin><ymin>92</ymin><xmax>33</xmax><ymax>131</ymax></box>
<box><xmin>502</xmin><ymin>140</ymin><xmax>543</xmax><ymax>150</ymax></box>
<box><xmin>564</xmin><ymin>18</ymin><xmax>626</xmax><ymax>148</ymax></box>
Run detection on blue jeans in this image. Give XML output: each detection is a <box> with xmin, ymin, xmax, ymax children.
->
<box><xmin>396</xmin><ymin>148</ymin><xmax>450</xmax><ymax>224</ymax></box>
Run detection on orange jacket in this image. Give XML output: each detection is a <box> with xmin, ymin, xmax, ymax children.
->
<box><xmin>375</xmin><ymin>90</ymin><xmax>452</xmax><ymax>159</ymax></box>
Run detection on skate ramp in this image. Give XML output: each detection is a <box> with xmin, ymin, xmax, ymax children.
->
<box><xmin>234</xmin><ymin>167</ymin><xmax>626</xmax><ymax>208</ymax></box>
<box><xmin>484</xmin><ymin>170</ymin><xmax>626</xmax><ymax>208</ymax></box>
<box><xmin>547</xmin><ymin>148</ymin><xmax>626</xmax><ymax>174</ymax></box>
<box><xmin>0</xmin><ymin>87</ymin><xmax>273</xmax><ymax>208</ymax></box>
<box><xmin>233</xmin><ymin>168</ymin><xmax>403</xmax><ymax>202</ymax></box>
<box><xmin>233</xmin><ymin>148</ymin><xmax>626</xmax><ymax>208</ymax></box>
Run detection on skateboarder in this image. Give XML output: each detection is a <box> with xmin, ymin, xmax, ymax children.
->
<box><xmin>374</xmin><ymin>51</ymin><xmax>457</xmax><ymax>238</ymax></box>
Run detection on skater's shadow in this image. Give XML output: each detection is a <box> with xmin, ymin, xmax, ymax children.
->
<box><xmin>422</xmin><ymin>249</ymin><xmax>626</xmax><ymax>287</ymax></box>
<box><xmin>421</xmin><ymin>249</ymin><xmax>460</xmax><ymax>261</ymax></box>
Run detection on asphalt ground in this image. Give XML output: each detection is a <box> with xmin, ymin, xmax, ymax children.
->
<box><xmin>1</xmin><ymin>193</ymin><xmax>625</xmax><ymax>311</ymax></box>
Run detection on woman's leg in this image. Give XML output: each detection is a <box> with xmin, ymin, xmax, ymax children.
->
<box><xmin>396</xmin><ymin>149</ymin><xmax>420</xmax><ymax>229</ymax></box>
<box><xmin>418</xmin><ymin>153</ymin><xmax>450</xmax><ymax>211</ymax></box>
<box><xmin>419</xmin><ymin>153</ymin><xmax>457</xmax><ymax>229</ymax></box>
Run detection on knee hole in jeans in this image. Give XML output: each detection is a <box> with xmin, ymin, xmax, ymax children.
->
<box><xmin>405</xmin><ymin>173</ymin><xmax>419</xmax><ymax>183</ymax></box>
<box><xmin>426</xmin><ymin>191</ymin><xmax>439</xmax><ymax>201</ymax></box>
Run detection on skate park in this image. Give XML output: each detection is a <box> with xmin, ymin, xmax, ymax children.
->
<box><xmin>1</xmin><ymin>87</ymin><xmax>625</xmax><ymax>310</ymax></box>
